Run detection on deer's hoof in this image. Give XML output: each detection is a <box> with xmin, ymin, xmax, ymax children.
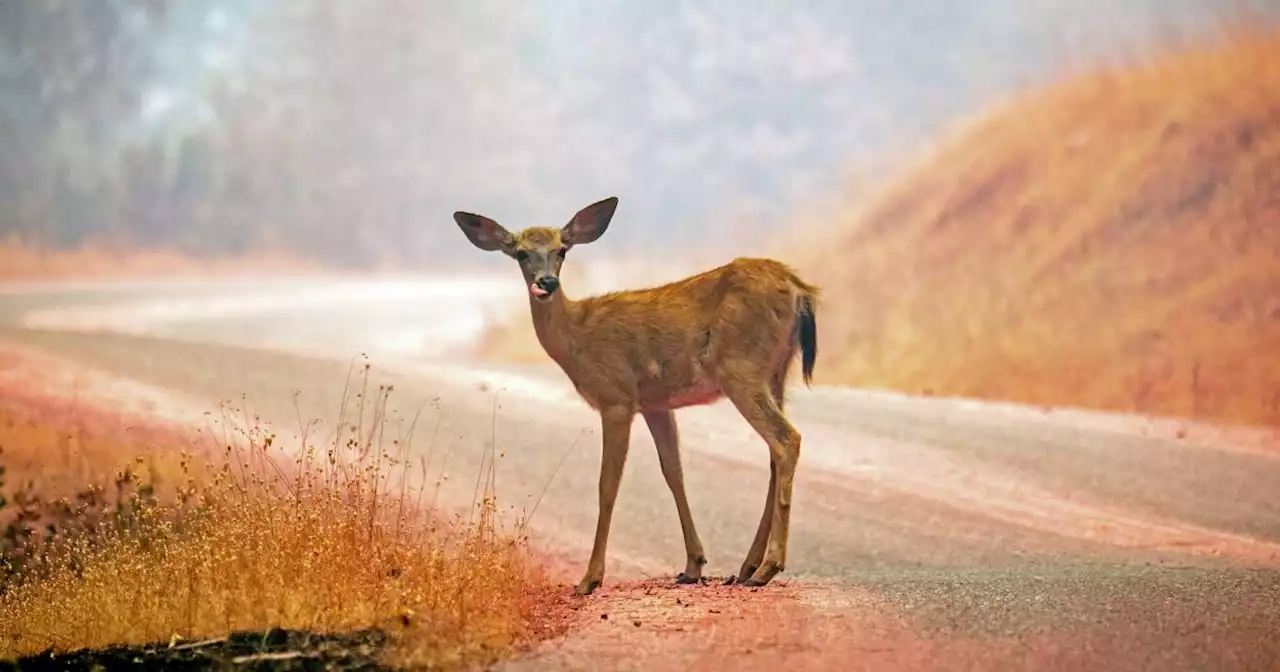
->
<box><xmin>675</xmin><ymin>572</ymin><xmax>700</xmax><ymax>585</ymax></box>
<box><xmin>743</xmin><ymin>562</ymin><xmax>782</xmax><ymax>587</ymax></box>
<box><xmin>574</xmin><ymin>578</ymin><xmax>601</xmax><ymax>596</ymax></box>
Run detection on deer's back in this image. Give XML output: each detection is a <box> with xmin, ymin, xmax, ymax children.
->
<box><xmin>565</xmin><ymin>257</ymin><xmax>815</xmax><ymax>410</ymax></box>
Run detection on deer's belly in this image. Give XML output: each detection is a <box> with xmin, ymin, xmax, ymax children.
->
<box><xmin>643</xmin><ymin>379</ymin><xmax>723</xmax><ymax>411</ymax></box>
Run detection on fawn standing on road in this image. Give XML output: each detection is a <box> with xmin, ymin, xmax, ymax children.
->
<box><xmin>453</xmin><ymin>197</ymin><xmax>819</xmax><ymax>596</ymax></box>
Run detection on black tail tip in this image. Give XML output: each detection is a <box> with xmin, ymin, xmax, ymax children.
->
<box><xmin>798</xmin><ymin>295</ymin><xmax>817</xmax><ymax>387</ymax></box>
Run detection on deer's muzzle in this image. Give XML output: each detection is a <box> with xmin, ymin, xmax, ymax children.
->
<box><xmin>531</xmin><ymin>275</ymin><xmax>559</xmax><ymax>300</ymax></box>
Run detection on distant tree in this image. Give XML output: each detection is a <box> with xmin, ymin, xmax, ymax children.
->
<box><xmin>198</xmin><ymin>0</ymin><xmax>528</xmax><ymax>268</ymax></box>
<box><xmin>0</xmin><ymin>0</ymin><xmax>170</xmax><ymax>249</ymax></box>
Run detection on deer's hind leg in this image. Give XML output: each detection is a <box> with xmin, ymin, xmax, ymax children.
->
<box><xmin>644</xmin><ymin>410</ymin><xmax>708</xmax><ymax>584</ymax></box>
<box><xmin>725</xmin><ymin>385</ymin><xmax>800</xmax><ymax>587</ymax></box>
<box><xmin>732</xmin><ymin>363</ymin><xmax>792</xmax><ymax>583</ymax></box>
<box><xmin>721</xmin><ymin>355</ymin><xmax>798</xmax><ymax>586</ymax></box>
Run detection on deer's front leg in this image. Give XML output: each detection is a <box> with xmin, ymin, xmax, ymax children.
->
<box><xmin>576</xmin><ymin>405</ymin><xmax>634</xmax><ymax>596</ymax></box>
<box><xmin>643</xmin><ymin>410</ymin><xmax>707</xmax><ymax>584</ymax></box>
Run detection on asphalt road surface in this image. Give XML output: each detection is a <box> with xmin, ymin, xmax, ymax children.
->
<box><xmin>2</xmin><ymin>278</ymin><xmax>1279</xmax><ymax>671</ymax></box>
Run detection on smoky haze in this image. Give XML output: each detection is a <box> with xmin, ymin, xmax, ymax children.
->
<box><xmin>3</xmin><ymin>0</ymin><xmax>1275</xmax><ymax>271</ymax></box>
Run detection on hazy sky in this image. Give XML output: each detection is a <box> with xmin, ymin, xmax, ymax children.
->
<box><xmin>133</xmin><ymin>1</ymin><xmax>1280</xmax><ymax>259</ymax></box>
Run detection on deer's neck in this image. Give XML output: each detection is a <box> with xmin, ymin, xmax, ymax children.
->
<box><xmin>529</xmin><ymin>291</ymin><xmax>577</xmax><ymax>372</ymax></box>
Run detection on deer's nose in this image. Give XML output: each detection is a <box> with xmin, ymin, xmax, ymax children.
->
<box><xmin>535</xmin><ymin>275</ymin><xmax>560</xmax><ymax>294</ymax></box>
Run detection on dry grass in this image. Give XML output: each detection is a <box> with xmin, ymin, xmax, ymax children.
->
<box><xmin>0</xmin><ymin>237</ymin><xmax>322</xmax><ymax>282</ymax></box>
<box><xmin>0</xmin><ymin>367</ymin><xmax>558</xmax><ymax>669</ymax></box>
<box><xmin>784</xmin><ymin>28</ymin><xmax>1280</xmax><ymax>427</ymax></box>
<box><xmin>0</xmin><ymin>385</ymin><xmax>202</xmax><ymax>509</ymax></box>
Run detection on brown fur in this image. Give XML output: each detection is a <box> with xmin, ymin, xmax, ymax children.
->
<box><xmin>454</xmin><ymin>197</ymin><xmax>820</xmax><ymax>595</ymax></box>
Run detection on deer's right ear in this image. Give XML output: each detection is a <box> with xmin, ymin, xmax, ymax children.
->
<box><xmin>454</xmin><ymin>212</ymin><xmax>514</xmax><ymax>252</ymax></box>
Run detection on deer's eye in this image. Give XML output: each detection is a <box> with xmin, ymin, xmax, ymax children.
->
<box><xmin>515</xmin><ymin>250</ymin><xmax>529</xmax><ymax>262</ymax></box>
<box><xmin>556</xmin><ymin>247</ymin><xmax>568</xmax><ymax>258</ymax></box>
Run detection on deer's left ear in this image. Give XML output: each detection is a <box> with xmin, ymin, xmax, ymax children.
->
<box><xmin>454</xmin><ymin>211</ymin><xmax>515</xmax><ymax>252</ymax></box>
<box><xmin>562</xmin><ymin>197</ymin><xmax>618</xmax><ymax>246</ymax></box>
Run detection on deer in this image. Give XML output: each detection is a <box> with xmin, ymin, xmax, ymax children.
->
<box><xmin>453</xmin><ymin>196</ymin><xmax>819</xmax><ymax>596</ymax></box>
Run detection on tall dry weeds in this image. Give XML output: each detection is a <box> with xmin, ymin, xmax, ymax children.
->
<box><xmin>0</xmin><ymin>363</ymin><xmax>555</xmax><ymax>669</ymax></box>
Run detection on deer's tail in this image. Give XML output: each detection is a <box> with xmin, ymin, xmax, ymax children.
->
<box><xmin>797</xmin><ymin>293</ymin><xmax>818</xmax><ymax>387</ymax></box>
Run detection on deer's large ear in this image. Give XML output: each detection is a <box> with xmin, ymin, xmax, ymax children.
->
<box><xmin>454</xmin><ymin>211</ymin><xmax>514</xmax><ymax>252</ymax></box>
<box><xmin>561</xmin><ymin>197</ymin><xmax>618</xmax><ymax>246</ymax></box>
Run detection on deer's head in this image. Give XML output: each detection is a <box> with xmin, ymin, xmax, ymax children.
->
<box><xmin>454</xmin><ymin>197</ymin><xmax>618</xmax><ymax>303</ymax></box>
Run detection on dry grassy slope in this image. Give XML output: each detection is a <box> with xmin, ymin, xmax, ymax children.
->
<box><xmin>797</xmin><ymin>32</ymin><xmax>1280</xmax><ymax>427</ymax></box>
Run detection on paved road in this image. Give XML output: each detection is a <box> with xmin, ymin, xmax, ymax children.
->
<box><xmin>3</xmin><ymin>279</ymin><xmax>1279</xmax><ymax>670</ymax></box>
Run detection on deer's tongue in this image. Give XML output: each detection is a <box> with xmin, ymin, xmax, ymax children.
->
<box><xmin>529</xmin><ymin>283</ymin><xmax>549</xmax><ymax>298</ymax></box>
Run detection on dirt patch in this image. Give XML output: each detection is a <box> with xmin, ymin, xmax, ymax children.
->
<box><xmin>498</xmin><ymin>578</ymin><xmax>1033</xmax><ymax>672</ymax></box>
<box><xmin>498</xmin><ymin>578</ymin><xmax>999</xmax><ymax>672</ymax></box>
<box><xmin>500</xmin><ymin>577</ymin><xmax>815</xmax><ymax>671</ymax></box>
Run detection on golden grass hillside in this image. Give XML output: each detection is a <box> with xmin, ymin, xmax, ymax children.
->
<box><xmin>792</xmin><ymin>30</ymin><xmax>1280</xmax><ymax>427</ymax></box>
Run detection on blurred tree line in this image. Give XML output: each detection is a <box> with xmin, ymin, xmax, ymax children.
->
<box><xmin>2</xmin><ymin>0</ymin><xmax>165</xmax><ymax>252</ymax></box>
<box><xmin>0</xmin><ymin>0</ymin><xmax>472</xmax><ymax>269</ymax></box>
